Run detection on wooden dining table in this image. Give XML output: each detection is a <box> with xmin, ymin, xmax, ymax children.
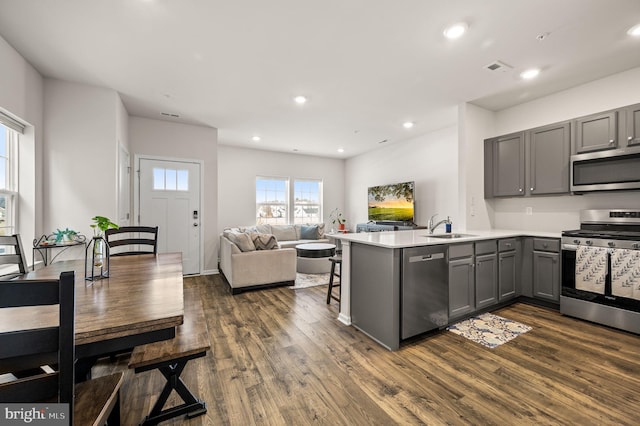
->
<box><xmin>0</xmin><ymin>252</ymin><xmax>184</xmax><ymax>378</ymax></box>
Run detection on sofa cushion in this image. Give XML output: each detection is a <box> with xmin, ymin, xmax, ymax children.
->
<box><xmin>270</xmin><ymin>225</ymin><xmax>297</xmax><ymax>242</ymax></box>
<box><xmin>300</xmin><ymin>225</ymin><xmax>319</xmax><ymax>240</ymax></box>
<box><xmin>250</xmin><ymin>233</ymin><xmax>279</xmax><ymax>250</ymax></box>
<box><xmin>255</xmin><ymin>224</ymin><xmax>271</xmax><ymax>234</ymax></box>
<box><xmin>223</xmin><ymin>231</ymin><xmax>256</xmax><ymax>252</ymax></box>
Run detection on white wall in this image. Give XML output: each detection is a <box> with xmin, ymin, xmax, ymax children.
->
<box><xmin>130</xmin><ymin>117</ymin><xmax>218</xmax><ymax>273</ymax></box>
<box><xmin>459</xmin><ymin>103</ymin><xmax>495</xmax><ymax>231</ymax></box>
<box><xmin>218</xmin><ymin>145</ymin><xmax>345</xmax><ymax>232</ymax></box>
<box><xmin>0</xmin><ymin>35</ymin><xmax>44</xmax><ymax>256</ymax></box>
<box><xmin>467</xmin><ymin>66</ymin><xmax>640</xmax><ymax>233</ymax></box>
<box><xmin>345</xmin><ymin>125</ymin><xmax>459</xmax><ymax>231</ymax></box>
<box><xmin>43</xmin><ymin>79</ymin><xmax>119</xmax><ymax>242</ymax></box>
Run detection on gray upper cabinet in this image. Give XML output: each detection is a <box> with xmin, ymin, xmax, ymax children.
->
<box><xmin>626</xmin><ymin>103</ymin><xmax>640</xmax><ymax>147</ymax></box>
<box><xmin>575</xmin><ymin>110</ymin><xmax>618</xmax><ymax>153</ymax></box>
<box><xmin>527</xmin><ymin>122</ymin><xmax>570</xmax><ymax>195</ymax></box>
<box><xmin>486</xmin><ymin>132</ymin><xmax>525</xmax><ymax>197</ymax></box>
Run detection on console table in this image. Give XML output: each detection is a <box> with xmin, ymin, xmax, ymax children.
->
<box><xmin>32</xmin><ymin>234</ymin><xmax>87</xmax><ymax>270</ymax></box>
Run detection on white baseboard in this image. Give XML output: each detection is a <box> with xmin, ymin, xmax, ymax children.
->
<box><xmin>338</xmin><ymin>313</ymin><xmax>351</xmax><ymax>325</ymax></box>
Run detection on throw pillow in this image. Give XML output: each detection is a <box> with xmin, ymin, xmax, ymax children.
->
<box><xmin>300</xmin><ymin>225</ymin><xmax>318</xmax><ymax>240</ymax></box>
<box><xmin>250</xmin><ymin>233</ymin><xmax>279</xmax><ymax>250</ymax></box>
<box><xmin>224</xmin><ymin>231</ymin><xmax>256</xmax><ymax>252</ymax></box>
<box><xmin>271</xmin><ymin>225</ymin><xmax>297</xmax><ymax>242</ymax></box>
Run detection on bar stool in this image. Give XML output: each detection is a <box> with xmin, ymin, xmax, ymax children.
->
<box><xmin>326</xmin><ymin>254</ymin><xmax>342</xmax><ymax>304</ymax></box>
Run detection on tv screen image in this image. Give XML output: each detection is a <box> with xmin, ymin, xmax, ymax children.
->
<box><xmin>367</xmin><ymin>181</ymin><xmax>415</xmax><ymax>223</ymax></box>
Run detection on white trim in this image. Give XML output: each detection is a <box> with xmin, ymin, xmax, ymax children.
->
<box><xmin>134</xmin><ymin>154</ymin><xmax>204</xmax><ymax>275</ymax></box>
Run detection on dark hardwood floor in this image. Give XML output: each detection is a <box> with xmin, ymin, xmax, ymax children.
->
<box><xmin>94</xmin><ymin>274</ymin><xmax>640</xmax><ymax>425</ymax></box>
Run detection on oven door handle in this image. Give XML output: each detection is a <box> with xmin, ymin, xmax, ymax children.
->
<box><xmin>562</xmin><ymin>244</ymin><xmax>578</xmax><ymax>251</ymax></box>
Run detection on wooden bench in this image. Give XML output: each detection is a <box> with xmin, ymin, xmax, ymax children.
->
<box><xmin>128</xmin><ymin>288</ymin><xmax>211</xmax><ymax>425</ymax></box>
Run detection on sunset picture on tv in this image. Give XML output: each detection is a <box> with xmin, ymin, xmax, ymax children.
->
<box><xmin>367</xmin><ymin>181</ymin><xmax>415</xmax><ymax>222</ymax></box>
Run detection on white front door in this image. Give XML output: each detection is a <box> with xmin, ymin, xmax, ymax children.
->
<box><xmin>138</xmin><ymin>158</ymin><xmax>201</xmax><ymax>275</ymax></box>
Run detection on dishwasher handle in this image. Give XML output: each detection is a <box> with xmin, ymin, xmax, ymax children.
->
<box><xmin>409</xmin><ymin>252</ymin><xmax>445</xmax><ymax>263</ymax></box>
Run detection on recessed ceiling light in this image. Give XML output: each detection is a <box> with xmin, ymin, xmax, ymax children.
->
<box><xmin>443</xmin><ymin>22</ymin><xmax>468</xmax><ymax>40</ymax></box>
<box><xmin>337</xmin><ymin>148</ymin><xmax>344</xmax><ymax>153</ymax></box>
<box><xmin>294</xmin><ymin>95</ymin><xmax>307</xmax><ymax>104</ymax></box>
<box><xmin>520</xmin><ymin>68</ymin><xmax>540</xmax><ymax>80</ymax></box>
<box><xmin>252</xmin><ymin>136</ymin><xmax>261</xmax><ymax>142</ymax></box>
<box><xmin>628</xmin><ymin>24</ymin><xmax>640</xmax><ymax>37</ymax></box>
<box><xmin>403</xmin><ymin>121</ymin><xmax>414</xmax><ymax>129</ymax></box>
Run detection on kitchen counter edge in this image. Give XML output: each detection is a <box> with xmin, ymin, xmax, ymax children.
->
<box><xmin>328</xmin><ymin>229</ymin><xmax>560</xmax><ymax>249</ymax></box>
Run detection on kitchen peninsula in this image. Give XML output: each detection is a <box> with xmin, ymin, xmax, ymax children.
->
<box><xmin>333</xmin><ymin>229</ymin><xmax>560</xmax><ymax>350</ymax></box>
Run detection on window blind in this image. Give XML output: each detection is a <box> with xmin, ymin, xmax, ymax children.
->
<box><xmin>0</xmin><ymin>111</ymin><xmax>25</xmax><ymax>134</ymax></box>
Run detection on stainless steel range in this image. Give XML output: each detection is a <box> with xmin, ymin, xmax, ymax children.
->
<box><xmin>561</xmin><ymin>209</ymin><xmax>640</xmax><ymax>334</ymax></box>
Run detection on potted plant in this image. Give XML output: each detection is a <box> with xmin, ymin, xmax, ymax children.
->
<box><xmin>85</xmin><ymin>216</ymin><xmax>119</xmax><ymax>281</ymax></box>
<box><xmin>329</xmin><ymin>208</ymin><xmax>346</xmax><ymax>231</ymax></box>
<box><xmin>52</xmin><ymin>227</ymin><xmax>78</xmax><ymax>244</ymax></box>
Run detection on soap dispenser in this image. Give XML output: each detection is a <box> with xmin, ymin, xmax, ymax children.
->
<box><xmin>445</xmin><ymin>216</ymin><xmax>452</xmax><ymax>233</ymax></box>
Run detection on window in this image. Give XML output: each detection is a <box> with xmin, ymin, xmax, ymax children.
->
<box><xmin>256</xmin><ymin>177</ymin><xmax>322</xmax><ymax>225</ymax></box>
<box><xmin>153</xmin><ymin>167</ymin><xmax>189</xmax><ymax>191</ymax></box>
<box><xmin>0</xmin><ymin>123</ymin><xmax>18</xmax><ymax>236</ymax></box>
<box><xmin>293</xmin><ymin>179</ymin><xmax>322</xmax><ymax>224</ymax></box>
<box><xmin>256</xmin><ymin>177</ymin><xmax>288</xmax><ymax>224</ymax></box>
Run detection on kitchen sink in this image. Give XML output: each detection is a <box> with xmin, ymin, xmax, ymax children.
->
<box><xmin>427</xmin><ymin>233</ymin><xmax>476</xmax><ymax>239</ymax></box>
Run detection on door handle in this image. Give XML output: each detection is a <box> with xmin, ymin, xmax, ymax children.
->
<box><xmin>193</xmin><ymin>223</ymin><xmax>199</xmax><ymax>227</ymax></box>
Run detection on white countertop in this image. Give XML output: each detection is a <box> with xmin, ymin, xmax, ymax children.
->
<box><xmin>328</xmin><ymin>229</ymin><xmax>561</xmax><ymax>249</ymax></box>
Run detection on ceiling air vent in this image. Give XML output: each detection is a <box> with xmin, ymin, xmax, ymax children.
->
<box><xmin>484</xmin><ymin>60</ymin><xmax>513</xmax><ymax>73</ymax></box>
<box><xmin>161</xmin><ymin>112</ymin><xmax>180</xmax><ymax>118</ymax></box>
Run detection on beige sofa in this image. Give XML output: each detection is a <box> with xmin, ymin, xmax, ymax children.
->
<box><xmin>219</xmin><ymin>223</ymin><xmax>329</xmax><ymax>294</ymax></box>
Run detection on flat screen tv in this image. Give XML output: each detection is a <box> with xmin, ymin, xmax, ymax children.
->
<box><xmin>367</xmin><ymin>181</ymin><xmax>415</xmax><ymax>223</ymax></box>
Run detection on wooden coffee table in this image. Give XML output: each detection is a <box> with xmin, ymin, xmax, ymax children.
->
<box><xmin>295</xmin><ymin>243</ymin><xmax>336</xmax><ymax>274</ymax></box>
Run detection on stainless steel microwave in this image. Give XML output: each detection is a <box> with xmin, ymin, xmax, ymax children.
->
<box><xmin>570</xmin><ymin>148</ymin><xmax>640</xmax><ymax>192</ymax></box>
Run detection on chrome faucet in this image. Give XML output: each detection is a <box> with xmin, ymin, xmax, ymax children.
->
<box><xmin>428</xmin><ymin>214</ymin><xmax>452</xmax><ymax>234</ymax></box>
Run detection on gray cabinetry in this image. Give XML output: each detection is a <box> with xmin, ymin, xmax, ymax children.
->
<box><xmin>350</xmin><ymin>243</ymin><xmax>401</xmax><ymax>350</ymax></box>
<box><xmin>475</xmin><ymin>240</ymin><xmax>497</xmax><ymax>310</ymax></box>
<box><xmin>575</xmin><ymin>110</ymin><xmax>618</xmax><ymax>153</ymax></box>
<box><xmin>485</xmin><ymin>132</ymin><xmax>525</xmax><ymax>197</ymax></box>
<box><xmin>498</xmin><ymin>238</ymin><xmax>518</xmax><ymax>301</ymax></box>
<box><xmin>626</xmin><ymin>103</ymin><xmax>640</xmax><ymax>147</ymax></box>
<box><xmin>448</xmin><ymin>243</ymin><xmax>474</xmax><ymax>319</ymax></box>
<box><xmin>528</xmin><ymin>122</ymin><xmax>570</xmax><ymax>195</ymax></box>
<box><xmin>532</xmin><ymin>238</ymin><xmax>560</xmax><ymax>302</ymax></box>
<box><xmin>475</xmin><ymin>253</ymin><xmax>498</xmax><ymax>310</ymax></box>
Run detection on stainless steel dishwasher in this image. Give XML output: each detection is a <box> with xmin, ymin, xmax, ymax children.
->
<box><xmin>401</xmin><ymin>245</ymin><xmax>449</xmax><ymax>339</ymax></box>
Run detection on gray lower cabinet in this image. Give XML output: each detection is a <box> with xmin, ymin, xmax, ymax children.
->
<box><xmin>575</xmin><ymin>110</ymin><xmax>618</xmax><ymax>153</ymax></box>
<box><xmin>498</xmin><ymin>238</ymin><xmax>519</xmax><ymax>301</ymax></box>
<box><xmin>448</xmin><ymin>243</ymin><xmax>475</xmax><ymax>319</ymax></box>
<box><xmin>532</xmin><ymin>238</ymin><xmax>561</xmax><ymax>302</ymax></box>
<box><xmin>475</xmin><ymin>253</ymin><xmax>498</xmax><ymax>309</ymax></box>
<box><xmin>350</xmin><ymin>243</ymin><xmax>401</xmax><ymax>350</ymax></box>
<box><xmin>528</xmin><ymin>122</ymin><xmax>570</xmax><ymax>195</ymax></box>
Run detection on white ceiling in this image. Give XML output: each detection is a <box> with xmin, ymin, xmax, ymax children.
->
<box><xmin>1</xmin><ymin>0</ymin><xmax>639</xmax><ymax>158</ymax></box>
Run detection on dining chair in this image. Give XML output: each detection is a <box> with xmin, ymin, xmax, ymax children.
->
<box><xmin>106</xmin><ymin>226</ymin><xmax>159</xmax><ymax>256</ymax></box>
<box><xmin>0</xmin><ymin>234</ymin><xmax>28</xmax><ymax>279</ymax></box>
<box><xmin>0</xmin><ymin>271</ymin><xmax>124</xmax><ymax>425</ymax></box>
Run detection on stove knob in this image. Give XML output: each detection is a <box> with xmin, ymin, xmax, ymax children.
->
<box><xmin>573</xmin><ymin>239</ymin><xmax>580</xmax><ymax>244</ymax></box>
<box><xmin>608</xmin><ymin>241</ymin><xmax>616</xmax><ymax>248</ymax></box>
<box><xmin>633</xmin><ymin>243</ymin><xmax>640</xmax><ymax>250</ymax></box>
<box><xmin>586</xmin><ymin>240</ymin><xmax>593</xmax><ymax>246</ymax></box>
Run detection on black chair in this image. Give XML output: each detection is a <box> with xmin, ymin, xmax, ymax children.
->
<box><xmin>106</xmin><ymin>226</ymin><xmax>159</xmax><ymax>256</ymax></box>
<box><xmin>0</xmin><ymin>234</ymin><xmax>28</xmax><ymax>279</ymax></box>
<box><xmin>0</xmin><ymin>271</ymin><xmax>124</xmax><ymax>425</ymax></box>
<box><xmin>326</xmin><ymin>255</ymin><xmax>342</xmax><ymax>304</ymax></box>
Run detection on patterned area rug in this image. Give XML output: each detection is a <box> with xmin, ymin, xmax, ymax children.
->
<box><xmin>447</xmin><ymin>313</ymin><xmax>532</xmax><ymax>349</ymax></box>
<box><xmin>293</xmin><ymin>272</ymin><xmax>337</xmax><ymax>289</ymax></box>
